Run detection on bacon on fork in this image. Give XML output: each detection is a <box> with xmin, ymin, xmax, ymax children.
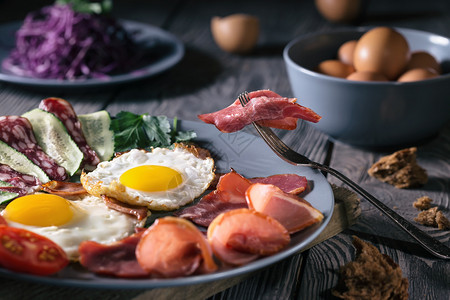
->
<box><xmin>198</xmin><ymin>90</ymin><xmax>321</xmax><ymax>133</ymax></box>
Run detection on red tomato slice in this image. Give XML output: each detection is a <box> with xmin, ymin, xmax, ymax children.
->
<box><xmin>0</xmin><ymin>226</ymin><xmax>69</xmax><ymax>276</ymax></box>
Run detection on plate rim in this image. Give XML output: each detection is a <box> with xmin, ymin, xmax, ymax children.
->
<box><xmin>0</xmin><ymin>19</ymin><xmax>185</xmax><ymax>87</ymax></box>
<box><xmin>0</xmin><ymin>119</ymin><xmax>334</xmax><ymax>289</ymax></box>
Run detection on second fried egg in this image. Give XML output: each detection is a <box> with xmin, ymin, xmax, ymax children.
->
<box><xmin>80</xmin><ymin>144</ymin><xmax>215</xmax><ymax>210</ymax></box>
<box><xmin>1</xmin><ymin>193</ymin><xmax>144</xmax><ymax>260</ymax></box>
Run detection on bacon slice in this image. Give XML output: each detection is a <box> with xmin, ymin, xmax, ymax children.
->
<box><xmin>249</xmin><ymin>173</ymin><xmax>308</xmax><ymax>194</ymax></box>
<box><xmin>39</xmin><ymin>98</ymin><xmax>100</xmax><ymax>169</ymax></box>
<box><xmin>136</xmin><ymin>217</ymin><xmax>217</xmax><ymax>278</ymax></box>
<box><xmin>0</xmin><ymin>164</ymin><xmax>41</xmax><ymax>194</ymax></box>
<box><xmin>246</xmin><ymin>183</ymin><xmax>323</xmax><ymax>234</ymax></box>
<box><xmin>0</xmin><ymin>215</ymin><xmax>7</xmax><ymax>226</ymax></box>
<box><xmin>0</xmin><ymin>116</ymin><xmax>68</xmax><ymax>181</ymax></box>
<box><xmin>174</xmin><ymin>170</ymin><xmax>250</xmax><ymax>226</ymax></box>
<box><xmin>79</xmin><ymin>231</ymin><xmax>149</xmax><ymax>278</ymax></box>
<box><xmin>41</xmin><ymin>181</ymin><xmax>87</xmax><ymax>196</ymax></box>
<box><xmin>207</xmin><ymin>208</ymin><xmax>290</xmax><ymax>266</ymax></box>
<box><xmin>197</xmin><ymin>90</ymin><xmax>321</xmax><ymax>133</ymax></box>
<box><xmin>101</xmin><ymin>195</ymin><xmax>148</xmax><ymax>221</ymax></box>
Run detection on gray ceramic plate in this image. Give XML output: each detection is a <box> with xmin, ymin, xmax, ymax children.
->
<box><xmin>0</xmin><ymin>20</ymin><xmax>184</xmax><ymax>87</ymax></box>
<box><xmin>0</xmin><ymin>120</ymin><xmax>334</xmax><ymax>289</ymax></box>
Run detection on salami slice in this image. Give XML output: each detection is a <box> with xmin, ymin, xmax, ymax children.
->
<box><xmin>39</xmin><ymin>98</ymin><xmax>100</xmax><ymax>169</ymax></box>
<box><xmin>0</xmin><ymin>116</ymin><xmax>68</xmax><ymax>181</ymax></box>
<box><xmin>0</xmin><ymin>185</ymin><xmax>27</xmax><ymax>199</ymax></box>
<box><xmin>0</xmin><ymin>164</ymin><xmax>41</xmax><ymax>194</ymax></box>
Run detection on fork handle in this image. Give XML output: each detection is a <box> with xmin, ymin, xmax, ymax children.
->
<box><xmin>310</xmin><ymin>162</ymin><xmax>450</xmax><ymax>259</ymax></box>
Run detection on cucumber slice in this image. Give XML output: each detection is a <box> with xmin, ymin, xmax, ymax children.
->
<box><xmin>0</xmin><ymin>140</ymin><xmax>50</xmax><ymax>183</ymax></box>
<box><xmin>78</xmin><ymin>110</ymin><xmax>114</xmax><ymax>161</ymax></box>
<box><xmin>0</xmin><ymin>180</ymin><xmax>18</xmax><ymax>204</ymax></box>
<box><xmin>22</xmin><ymin>109</ymin><xmax>83</xmax><ymax>176</ymax></box>
<box><xmin>0</xmin><ymin>181</ymin><xmax>12</xmax><ymax>187</ymax></box>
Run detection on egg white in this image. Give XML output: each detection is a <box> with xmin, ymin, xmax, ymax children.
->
<box><xmin>1</xmin><ymin>194</ymin><xmax>145</xmax><ymax>261</ymax></box>
<box><xmin>80</xmin><ymin>145</ymin><xmax>215</xmax><ymax>210</ymax></box>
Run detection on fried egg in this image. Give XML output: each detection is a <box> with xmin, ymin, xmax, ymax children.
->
<box><xmin>1</xmin><ymin>193</ymin><xmax>145</xmax><ymax>261</ymax></box>
<box><xmin>80</xmin><ymin>144</ymin><xmax>215</xmax><ymax>210</ymax></box>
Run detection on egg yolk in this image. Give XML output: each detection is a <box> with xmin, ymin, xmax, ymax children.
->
<box><xmin>119</xmin><ymin>165</ymin><xmax>183</xmax><ymax>192</ymax></box>
<box><xmin>3</xmin><ymin>194</ymin><xmax>74</xmax><ymax>227</ymax></box>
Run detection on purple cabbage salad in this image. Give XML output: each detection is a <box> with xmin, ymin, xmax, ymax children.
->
<box><xmin>2</xmin><ymin>3</ymin><xmax>140</xmax><ymax>80</ymax></box>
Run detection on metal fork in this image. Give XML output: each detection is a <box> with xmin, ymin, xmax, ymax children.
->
<box><xmin>238</xmin><ymin>91</ymin><xmax>450</xmax><ymax>259</ymax></box>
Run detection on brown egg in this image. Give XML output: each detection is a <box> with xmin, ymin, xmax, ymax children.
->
<box><xmin>353</xmin><ymin>27</ymin><xmax>410</xmax><ymax>80</ymax></box>
<box><xmin>317</xmin><ymin>60</ymin><xmax>355</xmax><ymax>78</ymax></box>
<box><xmin>314</xmin><ymin>0</ymin><xmax>364</xmax><ymax>24</ymax></box>
<box><xmin>346</xmin><ymin>71</ymin><xmax>389</xmax><ymax>82</ymax></box>
<box><xmin>338</xmin><ymin>40</ymin><xmax>358</xmax><ymax>66</ymax></box>
<box><xmin>397</xmin><ymin>68</ymin><xmax>438</xmax><ymax>82</ymax></box>
<box><xmin>406</xmin><ymin>51</ymin><xmax>442</xmax><ymax>74</ymax></box>
<box><xmin>211</xmin><ymin>14</ymin><xmax>259</xmax><ymax>54</ymax></box>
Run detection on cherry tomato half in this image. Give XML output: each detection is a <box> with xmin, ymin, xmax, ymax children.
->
<box><xmin>0</xmin><ymin>226</ymin><xmax>69</xmax><ymax>276</ymax></box>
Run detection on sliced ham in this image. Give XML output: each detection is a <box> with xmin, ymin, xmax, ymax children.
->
<box><xmin>39</xmin><ymin>98</ymin><xmax>100</xmax><ymax>169</ymax></box>
<box><xmin>136</xmin><ymin>217</ymin><xmax>217</xmax><ymax>278</ymax></box>
<box><xmin>101</xmin><ymin>195</ymin><xmax>148</xmax><ymax>221</ymax></box>
<box><xmin>245</xmin><ymin>183</ymin><xmax>323</xmax><ymax>234</ymax></box>
<box><xmin>78</xmin><ymin>231</ymin><xmax>149</xmax><ymax>278</ymax></box>
<box><xmin>0</xmin><ymin>116</ymin><xmax>68</xmax><ymax>181</ymax></box>
<box><xmin>176</xmin><ymin>170</ymin><xmax>309</xmax><ymax>227</ymax></box>
<box><xmin>197</xmin><ymin>90</ymin><xmax>321</xmax><ymax>133</ymax></box>
<box><xmin>207</xmin><ymin>208</ymin><xmax>290</xmax><ymax>266</ymax></box>
<box><xmin>40</xmin><ymin>181</ymin><xmax>87</xmax><ymax>197</ymax></box>
<box><xmin>174</xmin><ymin>170</ymin><xmax>251</xmax><ymax>226</ymax></box>
<box><xmin>249</xmin><ymin>173</ymin><xmax>308</xmax><ymax>194</ymax></box>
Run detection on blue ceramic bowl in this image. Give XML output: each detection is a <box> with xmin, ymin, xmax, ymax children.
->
<box><xmin>283</xmin><ymin>27</ymin><xmax>450</xmax><ymax>147</ymax></box>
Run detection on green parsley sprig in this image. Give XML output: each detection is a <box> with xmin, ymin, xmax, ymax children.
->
<box><xmin>111</xmin><ymin>112</ymin><xmax>197</xmax><ymax>152</ymax></box>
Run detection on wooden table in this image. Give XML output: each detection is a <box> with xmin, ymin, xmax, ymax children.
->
<box><xmin>1</xmin><ymin>0</ymin><xmax>449</xmax><ymax>299</ymax></box>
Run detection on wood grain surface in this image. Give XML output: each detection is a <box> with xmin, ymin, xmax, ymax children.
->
<box><xmin>0</xmin><ymin>0</ymin><xmax>449</xmax><ymax>299</ymax></box>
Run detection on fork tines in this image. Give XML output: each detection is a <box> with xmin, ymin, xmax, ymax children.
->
<box><xmin>238</xmin><ymin>91</ymin><xmax>251</xmax><ymax>107</ymax></box>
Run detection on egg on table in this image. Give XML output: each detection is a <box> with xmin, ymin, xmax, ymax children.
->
<box><xmin>0</xmin><ymin>193</ymin><xmax>145</xmax><ymax>260</ymax></box>
<box><xmin>80</xmin><ymin>144</ymin><xmax>215</xmax><ymax>211</ymax></box>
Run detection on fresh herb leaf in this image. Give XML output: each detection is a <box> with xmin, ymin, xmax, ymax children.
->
<box><xmin>111</xmin><ymin>112</ymin><xmax>197</xmax><ymax>152</ymax></box>
<box><xmin>142</xmin><ymin>115</ymin><xmax>171</xmax><ymax>147</ymax></box>
<box><xmin>170</xmin><ymin>117</ymin><xmax>197</xmax><ymax>142</ymax></box>
<box><xmin>56</xmin><ymin>0</ymin><xmax>112</xmax><ymax>14</ymax></box>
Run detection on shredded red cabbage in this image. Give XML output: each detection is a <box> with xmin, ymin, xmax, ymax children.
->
<box><xmin>2</xmin><ymin>4</ymin><xmax>139</xmax><ymax>80</ymax></box>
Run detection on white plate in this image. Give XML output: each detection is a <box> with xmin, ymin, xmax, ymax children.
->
<box><xmin>0</xmin><ymin>20</ymin><xmax>184</xmax><ymax>87</ymax></box>
<box><xmin>0</xmin><ymin>120</ymin><xmax>334</xmax><ymax>289</ymax></box>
